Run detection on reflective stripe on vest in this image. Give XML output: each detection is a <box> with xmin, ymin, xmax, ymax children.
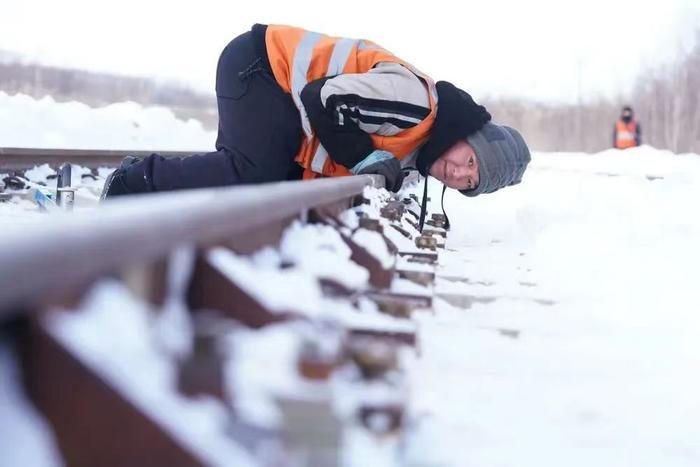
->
<box><xmin>311</xmin><ymin>36</ymin><xmax>358</xmax><ymax>173</ymax></box>
<box><xmin>291</xmin><ymin>31</ymin><xmax>323</xmax><ymax>139</ymax></box>
<box><xmin>311</xmin><ymin>143</ymin><xmax>329</xmax><ymax>173</ymax></box>
<box><xmin>327</xmin><ymin>38</ymin><xmax>356</xmax><ymax>75</ymax></box>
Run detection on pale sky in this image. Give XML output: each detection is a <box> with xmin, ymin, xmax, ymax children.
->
<box><xmin>1</xmin><ymin>0</ymin><xmax>698</xmax><ymax>103</ymax></box>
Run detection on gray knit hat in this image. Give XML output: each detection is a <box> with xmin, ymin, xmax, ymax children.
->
<box><xmin>462</xmin><ymin>123</ymin><xmax>531</xmax><ymax>197</ymax></box>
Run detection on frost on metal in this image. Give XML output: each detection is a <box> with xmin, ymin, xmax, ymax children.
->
<box><xmin>279</xmin><ymin>220</ymin><xmax>369</xmax><ymax>289</ymax></box>
<box><xmin>208</xmin><ymin>247</ymin><xmax>325</xmax><ymax>316</ymax></box>
<box><xmin>357</xmin><ymin>185</ymin><xmax>391</xmax><ymax>219</ymax></box>
<box><xmin>351</xmin><ymin>228</ymin><xmax>395</xmax><ymax>270</ymax></box>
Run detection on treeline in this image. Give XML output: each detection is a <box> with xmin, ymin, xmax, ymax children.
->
<box><xmin>484</xmin><ymin>98</ymin><xmax>622</xmax><ymax>153</ymax></box>
<box><xmin>632</xmin><ymin>34</ymin><xmax>700</xmax><ymax>154</ymax></box>
<box><xmin>0</xmin><ymin>60</ymin><xmax>218</xmax><ymax>129</ymax></box>
<box><xmin>487</xmin><ymin>32</ymin><xmax>700</xmax><ymax>154</ymax></box>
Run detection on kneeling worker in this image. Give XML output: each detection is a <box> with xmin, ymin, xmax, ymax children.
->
<box><xmin>102</xmin><ymin>23</ymin><xmax>531</xmax><ymax>202</ymax></box>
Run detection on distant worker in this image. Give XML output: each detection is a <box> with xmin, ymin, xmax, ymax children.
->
<box><xmin>102</xmin><ymin>23</ymin><xmax>530</xmax><ymax>202</ymax></box>
<box><xmin>613</xmin><ymin>106</ymin><xmax>641</xmax><ymax>149</ymax></box>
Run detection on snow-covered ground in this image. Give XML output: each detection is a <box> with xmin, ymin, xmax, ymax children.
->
<box><xmin>2</xmin><ymin>93</ymin><xmax>700</xmax><ymax>465</ymax></box>
<box><xmin>412</xmin><ymin>147</ymin><xmax>700</xmax><ymax>466</ymax></box>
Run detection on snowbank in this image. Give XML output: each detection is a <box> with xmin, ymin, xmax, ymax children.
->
<box><xmin>409</xmin><ymin>145</ymin><xmax>700</xmax><ymax>466</ymax></box>
<box><xmin>0</xmin><ymin>92</ymin><xmax>215</xmax><ymax>150</ymax></box>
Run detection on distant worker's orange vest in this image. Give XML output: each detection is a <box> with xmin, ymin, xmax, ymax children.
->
<box><xmin>265</xmin><ymin>25</ymin><xmax>438</xmax><ymax>178</ymax></box>
<box><xmin>615</xmin><ymin>120</ymin><xmax>638</xmax><ymax>149</ymax></box>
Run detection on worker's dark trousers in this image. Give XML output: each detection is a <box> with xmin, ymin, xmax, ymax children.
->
<box><xmin>121</xmin><ymin>31</ymin><xmax>303</xmax><ymax>193</ymax></box>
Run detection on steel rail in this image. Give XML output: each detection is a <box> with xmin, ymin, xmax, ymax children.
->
<box><xmin>0</xmin><ymin>147</ymin><xmax>197</xmax><ymax>170</ymax></box>
<box><xmin>0</xmin><ymin>175</ymin><xmax>383</xmax><ymax>314</ymax></box>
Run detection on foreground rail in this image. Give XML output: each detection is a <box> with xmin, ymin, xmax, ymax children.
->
<box><xmin>0</xmin><ymin>174</ymin><xmax>451</xmax><ymax>466</ymax></box>
<box><xmin>0</xmin><ymin>176</ymin><xmax>381</xmax><ymax>313</ymax></box>
<box><xmin>0</xmin><ymin>147</ymin><xmax>194</xmax><ymax>170</ymax></box>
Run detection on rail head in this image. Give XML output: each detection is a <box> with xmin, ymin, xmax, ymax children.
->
<box><xmin>0</xmin><ymin>174</ymin><xmax>384</xmax><ymax>315</ymax></box>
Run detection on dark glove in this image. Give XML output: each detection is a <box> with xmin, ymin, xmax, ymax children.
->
<box><xmin>351</xmin><ymin>150</ymin><xmax>406</xmax><ymax>192</ymax></box>
<box><xmin>100</xmin><ymin>156</ymin><xmax>141</xmax><ymax>200</ymax></box>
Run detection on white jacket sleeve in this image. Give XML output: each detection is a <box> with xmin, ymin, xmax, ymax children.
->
<box><xmin>319</xmin><ymin>62</ymin><xmax>431</xmax><ymax>136</ymax></box>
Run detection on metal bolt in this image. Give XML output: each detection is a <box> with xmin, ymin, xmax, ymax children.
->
<box><xmin>397</xmin><ymin>269</ymin><xmax>435</xmax><ymax>287</ymax></box>
<box><xmin>421</xmin><ymin>228</ymin><xmax>447</xmax><ymax>238</ymax></box>
<box><xmin>359</xmin><ymin>405</ymin><xmax>404</xmax><ymax>434</ymax></box>
<box><xmin>415</xmin><ymin>236</ymin><xmax>438</xmax><ymax>250</ymax></box>
<box><xmin>347</xmin><ymin>336</ymin><xmax>399</xmax><ymax>380</ymax></box>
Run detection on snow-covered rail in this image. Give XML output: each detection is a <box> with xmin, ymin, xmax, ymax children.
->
<box><xmin>0</xmin><ymin>174</ymin><xmax>448</xmax><ymax>466</ymax></box>
<box><xmin>0</xmin><ymin>147</ymin><xmax>193</xmax><ymax>170</ymax></box>
<box><xmin>0</xmin><ymin>175</ymin><xmax>384</xmax><ymax>313</ymax></box>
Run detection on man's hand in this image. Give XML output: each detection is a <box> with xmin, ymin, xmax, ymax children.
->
<box><xmin>350</xmin><ymin>150</ymin><xmax>405</xmax><ymax>192</ymax></box>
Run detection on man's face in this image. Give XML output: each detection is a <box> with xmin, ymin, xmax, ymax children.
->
<box><xmin>429</xmin><ymin>140</ymin><xmax>480</xmax><ymax>190</ymax></box>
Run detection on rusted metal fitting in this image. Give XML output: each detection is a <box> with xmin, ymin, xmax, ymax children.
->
<box><xmin>415</xmin><ymin>235</ymin><xmax>438</xmax><ymax>250</ymax></box>
<box><xmin>340</xmin><ymin>232</ymin><xmax>394</xmax><ymax>289</ymax></box>
<box><xmin>421</xmin><ymin>228</ymin><xmax>447</xmax><ymax>238</ymax></box>
<box><xmin>426</xmin><ymin>219</ymin><xmax>446</xmax><ymax>229</ymax></box>
<box><xmin>298</xmin><ymin>322</ymin><xmax>345</xmax><ymax>381</ymax></box>
<box><xmin>349</xmin><ymin>328</ymin><xmax>417</xmax><ymax>347</ymax></box>
<box><xmin>396</xmin><ymin>269</ymin><xmax>435</xmax><ymax>287</ymax></box>
<box><xmin>318</xmin><ymin>278</ymin><xmax>355</xmax><ymax>297</ymax></box>
<box><xmin>389</xmin><ymin>224</ymin><xmax>411</xmax><ymax>239</ymax></box>
<box><xmin>346</xmin><ymin>336</ymin><xmax>399</xmax><ymax>380</ymax></box>
<box><xmin>407</xmin><ymin>255</ymin><xmax>436</xmax><ymax>264</ymax></box>
<box><xmin>358</xmin><ymin>217</ymin><xmax>383</xmax><ymax>233</ymax></box>
<box><xmin>359</xmin><ymin>405</ymin><xmax>404</xmax><ymax>434</ymax></box>
<box><xmin>376</xmin><ymin>300</ymin><xmax>413</xmax><ymax>318</ymax></box>
<box><xmin>365</xmin><ymin>291</ymin><xmax>432</xmax><ymax>317</ymax></box>
<box><xmin>380</xmin><ymin>202</ymin><xmax>404</xmax><ymax>222</ymax></box>
<box><xmin>298</xmin><ymin>340</ymin><xmax>338</xmax><ymax>381</ymax></box>
<box><xmin>398</xmin><ymin>251</ymin><xmax>438</xmax><ymax>264</ymax></box>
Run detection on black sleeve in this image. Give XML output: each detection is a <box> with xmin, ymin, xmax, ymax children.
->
<box><xmin>300</xmin><ymin>77</ymin><xmax>375</xmax><ymax>169</ymax></box>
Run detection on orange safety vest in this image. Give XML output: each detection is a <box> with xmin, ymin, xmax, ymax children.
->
<box><xmin>265</xmin><ymin>25</ymin><xmax>438</xmax><ymax>179</ymax></box>
<box><xmin>615</xmin><ymin>120</ymin><xmax>638</xmax><ymax>149</ymax></box>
